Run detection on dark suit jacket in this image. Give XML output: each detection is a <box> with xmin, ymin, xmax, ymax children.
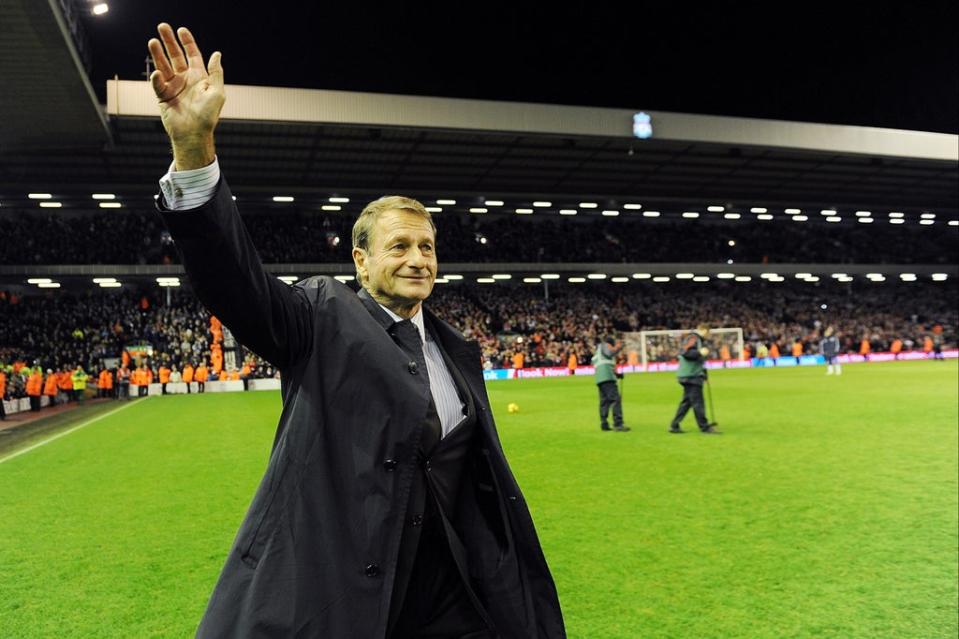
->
<box><xmin>158</xmin><ymin>179</ymin><xmax>566</xmax><ymax>638</ymax></box>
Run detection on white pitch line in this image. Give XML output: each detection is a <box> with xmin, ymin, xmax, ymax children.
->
<box><xmin>0</xmin><ymin>399</ymin><xmax>143</xmax><ymax>465</ymax></box>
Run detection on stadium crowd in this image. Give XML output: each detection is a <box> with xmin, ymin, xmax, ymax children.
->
<box><xmin>2</xmin><ymin>209</ymin><xmax>956</xmax><ymax>265</ymax></box>
<box><xmin>1</xmin><ymin>281</ymin><xmax>954</xmax><ymax>408</ymax></box>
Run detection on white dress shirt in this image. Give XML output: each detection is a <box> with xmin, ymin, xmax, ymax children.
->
<box><xmin>159</xmin><ymin>159</ymin><xmax>466</xmax><ymax>437</ymax></box>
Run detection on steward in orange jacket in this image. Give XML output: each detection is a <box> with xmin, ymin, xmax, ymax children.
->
<box><xmin>159</xmin><ymin>365</ymin><xmax>171</xmax><ymax>394</ymax></box>
<box><xmin>194</xmin><ymin>364</ymin><xmax>208</xmax><ymax>393</ymax></box>
<box><xmin>44</xmin><ymin>372</ymin><xmax>59</xmax><ymax>399</ymax></box>
<box><xmin>26</xmin><ymin>369</ymin><xmax>43</xmax><ymax>411</ymax></box>
<box><xmin>98</xmin><ymin>369</ymin><xmax>114</xmax><ymax>398</ymax></box>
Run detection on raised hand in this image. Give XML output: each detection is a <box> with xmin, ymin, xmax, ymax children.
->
<box><xmin>147</xmin><ymin>24</ymin><xmax>225</xmax><ymax>170</ymax></box>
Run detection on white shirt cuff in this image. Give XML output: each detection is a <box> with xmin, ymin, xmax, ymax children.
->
<box><xmin>158</xmin><ymin>157</ymin><xmax>221</xmax><ymax>210</ymax></box>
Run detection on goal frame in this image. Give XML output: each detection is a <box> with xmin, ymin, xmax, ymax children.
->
<box><xmin>631</xmin><ymin>327</ymin><xmax>745</xmax><ymax>368</ymax></box>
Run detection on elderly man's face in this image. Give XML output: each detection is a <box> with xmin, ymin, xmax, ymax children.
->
<box><xmin>353</xmin><ymin>208</ymin><xmax>437</xmax><ymax>318</ymax></box>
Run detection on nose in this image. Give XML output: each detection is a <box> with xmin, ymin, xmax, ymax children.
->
<box><xmin>406</xmin><ymin>246</ymin><xmax>427</xmax><ymax>268</ymax></box>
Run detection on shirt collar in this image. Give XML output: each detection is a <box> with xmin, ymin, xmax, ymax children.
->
<box><xmin>378</xmin><ymin>304</ymin><xmax>427</xmax><ymax>343</ymax></box>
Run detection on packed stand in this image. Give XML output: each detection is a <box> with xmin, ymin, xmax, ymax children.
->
<box><xmin>2</xmin><ymin>209</ymin><xmax>957</xmax><ymax>265</ymax></box>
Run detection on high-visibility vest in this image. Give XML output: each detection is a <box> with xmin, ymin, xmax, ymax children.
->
<box><xmin>27</xmin><ymin>372</ymin><xmax>43</xmax><ymax>396</ymax></box>
<box><xmin>182</xmin><ymin>366</ymin><xmax>194</xmax><ymax>383</ymax></box>
<box><xmin>44</xmin><ymin>375</ymin><xmax>59</xmax><ymax>396</ymax></box>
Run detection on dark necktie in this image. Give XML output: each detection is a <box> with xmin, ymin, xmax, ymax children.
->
<box><xmin>391</xmin><ymin>320</ymin><xmax>431</xmax><ymax>391</ymax></box>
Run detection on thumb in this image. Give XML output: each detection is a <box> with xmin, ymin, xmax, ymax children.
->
<box><xmin>207</xmin><ymin>51</ymin><xmax>224</xmax><ymax>86</ymax></box>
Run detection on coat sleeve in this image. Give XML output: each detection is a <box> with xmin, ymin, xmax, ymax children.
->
<box><xmin>680</xmin><ymin>335</ymin><xmax>702</xmax><ymax>361</ymax></box>
<box><xmin>157</xmin><ymin>177</ymin><xmax>313</xmax><ymax>371</ymax></box>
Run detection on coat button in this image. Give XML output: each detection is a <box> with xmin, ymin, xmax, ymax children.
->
<box><xmin>423</xmin><ymin>459</ymin><xmax>431</xmax><ymax>472</ymax></box>
<box><xmin>411</xmin><ymin>514</ymin><xmax>423</xmax><ymax>527</ymax></box>
<box><xmin>408</xmin><ymin>361</ymin><xmax>418</xmax><ymax>374</ymax></box>
<box><xmin>383</xmin><ymin>459</ymin><xmax>397</xmax><ymax>471</ymax></box>
<box><xmin>365</xmin><ymin>563</ymin><xmax>379</xmax><ymax>577</ymax></box>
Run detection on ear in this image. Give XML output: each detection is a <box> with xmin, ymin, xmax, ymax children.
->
<box><xmin>352</xmin><ymin>247</ymin><xmax>368</xmax><ymax>283</ymax></box>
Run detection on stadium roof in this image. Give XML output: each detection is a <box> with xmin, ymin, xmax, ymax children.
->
<box><xmin>1</xmin><ymin>2</ymin><xmax>956</xmax><ymax>217</ymax></box>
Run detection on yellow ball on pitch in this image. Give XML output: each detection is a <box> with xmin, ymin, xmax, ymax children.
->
<box><xmin>507</xmin><ymin>402</ymin><xmax>520</xmax><ymax>413</ymax></box>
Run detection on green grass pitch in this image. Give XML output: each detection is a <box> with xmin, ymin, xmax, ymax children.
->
<box><xmin>1</xmin><ymin>361</ymin><xmax>956</xmax><ymax>638</ymax></box>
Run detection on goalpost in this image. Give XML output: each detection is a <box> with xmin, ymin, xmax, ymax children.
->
<box><xmin>624</xmin><ymin>328</ymin><xmax>745</xmax><ymax>368</ymax></box>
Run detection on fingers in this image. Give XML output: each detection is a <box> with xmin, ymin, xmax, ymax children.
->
<box><xmin>207</xmin><ymin>51</ymin><xmax>224</xmax><ymax>88</ymax></box>
<box><xmin>177</xmin><ymin>27</ymin><xmax>205</xmax><ymax>72</ymax></box>
<box><xmin>149</xmin><ymin>69</ymin><xmax>165</xmax><ymax>96</ymax></box>
<box><xmin>157</xmin><ymin>22</ymin><xmax>188</xmax><ymax>74</ymax></box>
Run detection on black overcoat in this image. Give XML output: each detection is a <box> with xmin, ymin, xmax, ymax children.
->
<box><xmin>158</xmin><ymin>180</ymin><xmax>566</xmax><ymax>638</ymax></box>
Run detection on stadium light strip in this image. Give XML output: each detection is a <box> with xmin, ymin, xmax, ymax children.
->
<box><xmin>434</xmin><ymin>278</ymin><xmax>449</xmax><ymax>284</ymax></box>
<box><xmin>611</xmin><ymin>277</ymin><xmax>629</xmax><ymax>283</ymax></box>
<box><xmin>949</xmin><ymin>220</ymin><xmax>959</xmax><ymax>227</ymax></box>
<box><xmin>329</xmin><ymin>197</ymin><xmax>350</xmax><ymax>203</ymax></box>
<box><xmin>826</xmin><ymin>217</ymin><xmax>842</xmax><ymax>223</ymax></box>
<box><xmin>919</xmin><ymin>220</ymin><xmax>934</xmax><ymax>225</ymax></box>
<box><xmin>602</xmin><ymin>210</ymin><xmax>619</xmax><ymax>217</ymax></box>
<box><xmin>792</xmin><ymin>215</ymin><xmax>808</xmax><ymax>221</ymax></box>
<box><xmin>272</xmin><ymin>196</ymin><xmax>294</xmax><ymax>202</ymax></box>
<box><xmin>643</xmin><ymin>211</ymin><xmax>660</xmax><ymax>217</ymax></box>
<box><xmin>99</xmin><ymin>202</ymin><xmax>122</xmax><ymax>208</ymax></box>
<box><xmin>675</xmin><ymin>273</ymin><xmax>694</xmax><ymax>279</ymax></box>
<box><xmin>578</xmin><ymin>202</ymin><xmax>597</xmax><ymax>208</ymax></box>
<box><xmin>321</xmin><ymin>205</ymin><xmax>341</xmax><ymax>211</ymax></box>
<box><xmin>750</xmin><ymin>207</ymin><xmax>768</xmax><ymax>213</ymax></box>
<box><xmin>889</xmin><ymin>219</ymin><xmax>905</xmax><ymax>224</ymax></box>
<box><xmin>40</xmin><ymin>202</ymin><xmax>62</xmax><ymax>208</ymax></box>
<box><xmin>652</xmin><ymin>276</ymin><xmax>670</xmax><ymax>282</ymax></box>
<box><xmin>523</xmin><ymin>277</ymin><xmax>542</xmax><ymax>283</ymax></box>
<box><xmin>889</xmin><ymin>212</ymin><xmax>904</xmax><ymax>218</ymax></box>
<box><xmin>515</xmin><ymin>208</ymin><xmax>533</xmax><ymax>215</ymax></box>
<box><xmin>858</xmin><ymin>218</ymin><xmax>874</xmax><ymax>224</ymax></box>
<box><xmin>693</xmin><ymin>276</ymin><xmax>710</xmax><ymax>282</ymax></box>
<box><xmin>27</xmin><ymin>278</ymin><xmax>52</xmax><ymax>284</ymax></box>
<box><xmin>476</xmin><ymin>278</ymin><xmax>495</xmax><ymax>284</ymax></box>
<box><xmin>491</xmin><ymin>274</ymin><xmax>511</xmax><ymax>279</ymax></box>
<box><xmin>559</xmin><ymin>210</ymin><xmax>577</xmax><ymax>215</ymax></box>
<box><xmin>334</xmin><ymin>275</ymin><xmax>354</xmax><ymax>282</ymax></box>
<box><xmin>724</xmin><ymin>213</ymin><xmax>741</xmax><ymax>219</ymax></box>
<box><xmin>734</xmin><ymin>276</ymin><xmax>752</xmax><ymax>282</ymax></box>
<box><xmin>785</xmin><ymin>208</ymin><xmax>801</xmax><ymax>214</ymax></box>
<box><xmin>444</xmin><ymin>274</ymin><xmax>463</xmax><ymax>280</ymax></box>
<box><xmin>932</xmin><ymin>274</ymin><xmax>948</xmax><ymax>281</ymax></box>
<box><xmin>757</xmin><ymin>214</ymin><xmax>773</xmax><ymax>220</ymax></box>
<box><xmin>426</xmin><ymin>207</ymin><xmax>442</xmax><ymax>213</ymax></box>
<box><xmin>623</xmin><ymin>204</ymin><xmax>642</xmax><ymax>210</ymax></box>
<box><xmin>820</xmin><ymin>209</ymin><xmax>836</xmax><ymax>215</ymax></box>
<box><xmin>568</xmin><ymin>277</ymin><xmax>586</xmax><ymax>283</ymax></box>
<box><xmin>469</xmin><ymin>208</ymin><xmax>488</xmax><ymax>214</ymax></box>
<box><xmin>587</xmin><ymin>274</ymin><xmax>607</xmax><ymax>280</ymax></box>
<box><xmin>38</xmin><ymin>282</ymin><xmax>61</xmax><ymax>288</ymax></box>
<box><xmin>541</xmin><ymin>274</ymin><xmax>560</xmax><ymax>280</ymax></box>
<box><xmin>682</xmin><ymin>212</ymin><xmax>699</xmax><ymax>218</ymax></box>
<box><xmin>436</xmin><ymin>199</ymin><xmax>456</xmax><ymax>205</ymax></box>
<box><xmin>533</xmin><ymin>201</ymin><xmax>551</xmax><ymax>207</ymax></box>
<box><xmin>92</xmin><ymin>193</ymin><xmax>115</xmax><ymax>200</ymax></box>
<box><xmin>99</xmin><ymin>282</ymin><xmax>122</xmax><ymax>288</ymax></box>
<box><xmin>632</xmin><ymin>273</ymin><xmax>651</xmax><ymax>279</ymax></box>
<box><xmin>707</xmin><ymin>206</ymin><xmax>724</xmax><ymax>212</ymax></box>
<box><xmin>92</xmin><ymin>278</ymin><xmax>117</xmax><ymax>284</ymax></box>
<box><xmin>716</xmin><ymin>273</ymin><xmax>735</xmax><ymax>279</ymax></box>
<box><xmin>856</xmin><ymin>210</ymin><xmax>872</xmax><ymax>216</ymax></box>
<box><xmin>484</xmin><ymin>200</ymin><xmax>504</xmax><ymax>206</ymax></box>
<box><xmin>28</xmin><ymin>193</ymin><xmax>52</xmax><ymax>199</ymax></box>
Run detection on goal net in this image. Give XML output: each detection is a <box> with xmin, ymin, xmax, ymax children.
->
<box><xmin>623</xmin><ymin>328</ymin><xmax>745</xmax><ymax>368</ymax></box>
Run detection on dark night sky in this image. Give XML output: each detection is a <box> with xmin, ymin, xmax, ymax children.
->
<box><xmin>81</xmin><ymin>1</ymin><xmax>959</xmax><ymax>134</ymax></box>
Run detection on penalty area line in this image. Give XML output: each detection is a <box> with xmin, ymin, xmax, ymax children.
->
<box><xmin>0</xmin><ymin>399</ymin><xmax>143</xmax><ymax>465</ymax></box>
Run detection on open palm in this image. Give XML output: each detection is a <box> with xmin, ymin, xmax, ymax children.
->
<box><xmin>148</xmin><ymin>24</ymin><xmax>225</xmax><ymax>143</ymax></box>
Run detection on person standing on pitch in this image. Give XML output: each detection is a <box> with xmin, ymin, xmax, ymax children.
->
<box><xmin>592</xmin><ymin>336</ymin><xmax>629</xmax><ymax>432</ymax></box>
<box><xmin>821</xmin><ymin>326</ymin><xmax>841</xmax><ymax>375</ymax></box>
<box><xmin>145</xmin><ymin>24</ymin><xmax>563</xmax><ymax>638</ymax></box>
<box><xmin>669</xmin><ymin>326</ymin><xmax>719</xmax><ymax>434</ymax></box>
